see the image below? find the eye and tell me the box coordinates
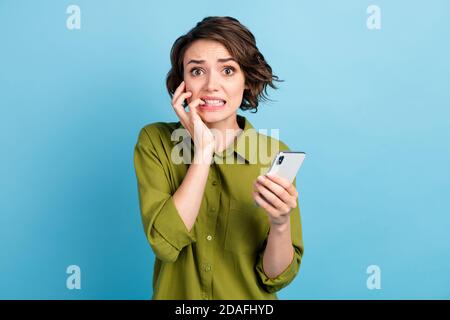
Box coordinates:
[190,68,203,77]
[223,66,235,76]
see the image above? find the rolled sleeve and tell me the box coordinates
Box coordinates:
[134,126,196,263]
[255,243,303,293]
[153,196,196,251]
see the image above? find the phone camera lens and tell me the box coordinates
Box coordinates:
[278,155,284,165]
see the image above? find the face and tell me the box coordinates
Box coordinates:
[183,39,248,127]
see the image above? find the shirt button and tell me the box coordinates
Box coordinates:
[206,235,212,241]
[211,207,216,212]
[202,293,208,300]
[212,181,218,186]
[204,264,211,272]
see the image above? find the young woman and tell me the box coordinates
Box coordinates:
[134,16,304,300]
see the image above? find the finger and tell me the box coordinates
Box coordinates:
[254,181,289,212]
[172,92,192,124]
[172,81,186,102]
[187,98,205,117]
[266,173,298,197]
[187,99,209,144]
[173,91,192,110]
[257,175,297,208]
[252,191,277,216]
[172,98,190,125]
[256,175,292,205]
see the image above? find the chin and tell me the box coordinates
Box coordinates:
[198,112,226,124]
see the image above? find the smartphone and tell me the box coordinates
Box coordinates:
[254,151,305,207]
[266,151,306,183]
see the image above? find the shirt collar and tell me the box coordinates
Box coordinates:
[224,114,254,164]
[175,114,255,164]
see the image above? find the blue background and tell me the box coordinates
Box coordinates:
[1,0,449,299]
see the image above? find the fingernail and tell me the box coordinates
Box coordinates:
[257,175,265,182]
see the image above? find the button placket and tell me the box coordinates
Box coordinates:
[201,167,220,299]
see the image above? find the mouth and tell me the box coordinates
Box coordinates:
[199,98,227,111]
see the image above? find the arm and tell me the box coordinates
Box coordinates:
[173,149,213,231]
[253,174,304,292]
[262,220,295,279]
[170,80,216,231]
[134,81,216,261]
[134,126,213,262]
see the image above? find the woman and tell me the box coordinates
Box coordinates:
[134,16,304,300]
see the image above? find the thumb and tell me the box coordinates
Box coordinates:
[188,98,205,120]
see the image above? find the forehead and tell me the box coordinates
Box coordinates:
[183,39,232,64]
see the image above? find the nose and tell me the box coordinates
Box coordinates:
[204,71,220,92]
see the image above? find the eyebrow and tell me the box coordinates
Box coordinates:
[186,57,237,66]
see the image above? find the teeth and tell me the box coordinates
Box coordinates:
[203,99,225,106]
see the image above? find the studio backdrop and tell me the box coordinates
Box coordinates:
[1,0,449,299]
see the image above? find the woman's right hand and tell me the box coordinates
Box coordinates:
[171,81,216,158]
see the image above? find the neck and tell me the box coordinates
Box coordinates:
[204,114,242,153]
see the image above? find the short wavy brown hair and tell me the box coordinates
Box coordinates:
[166,16,282,113]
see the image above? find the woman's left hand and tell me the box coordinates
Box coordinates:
[252,173,298,226]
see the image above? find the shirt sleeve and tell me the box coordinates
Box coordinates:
[254,176,304,294]
[133,125,196,263]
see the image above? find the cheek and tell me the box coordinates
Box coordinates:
[184,80,200,94]
[228,83,245,103]
[230,77,246,96]
[182,72,192,89]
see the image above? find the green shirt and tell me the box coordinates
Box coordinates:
[133,114,304,300]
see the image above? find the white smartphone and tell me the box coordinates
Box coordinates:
[266,151,306,183]
[254,151,306,207]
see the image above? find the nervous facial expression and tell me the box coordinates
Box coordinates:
[183,39,248,125]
